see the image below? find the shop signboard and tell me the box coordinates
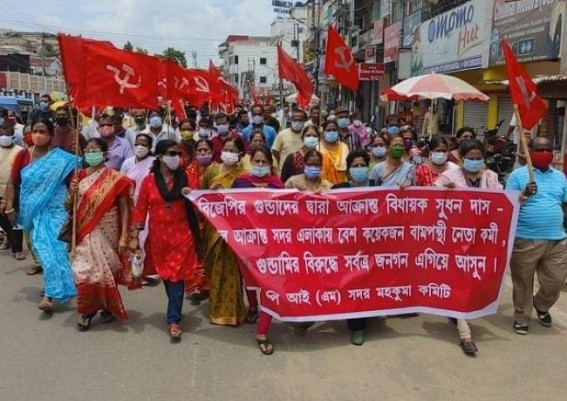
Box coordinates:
[384,21,402,64]
[359,63,385,80]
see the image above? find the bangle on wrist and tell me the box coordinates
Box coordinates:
[5,208,15,214]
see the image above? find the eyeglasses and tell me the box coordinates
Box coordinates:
[164,151,181,157]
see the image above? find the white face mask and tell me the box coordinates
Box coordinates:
[430,151,448,165]
[162,155,180,170]
[134,145,149,159]
[0,135,13,147]
[221,151,239,166]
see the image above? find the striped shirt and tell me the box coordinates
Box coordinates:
[506,166,567,240]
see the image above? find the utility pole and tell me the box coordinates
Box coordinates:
[41,32,47,92]
[313,0,321,96]
[192,51,197,68]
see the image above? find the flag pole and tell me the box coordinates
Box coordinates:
[71,104,81,257]
[513,104,535,183]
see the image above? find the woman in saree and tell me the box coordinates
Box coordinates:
[70,138,131,331]
[232,146,284,355]
[120,133,155,204]
[202,136,248,326]
[284,149,333,191]
[185,138,214,304]
[4,118,78,312]
[280,124,320,183]
[131,139,201,340]
[369,135,415,188]
[320,120,349,185]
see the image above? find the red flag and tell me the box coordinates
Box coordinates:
[501,40,547,130]
[277,45,313,108]
[324,26,359,92]
[80,40,160,109]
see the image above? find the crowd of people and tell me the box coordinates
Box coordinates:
[0,95,566,357]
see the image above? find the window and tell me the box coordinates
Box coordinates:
[234,55,239,65]
[260,57,267,65]
[259,76,267,84]
[297,27,304,34]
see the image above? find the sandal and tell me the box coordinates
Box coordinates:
[38,297,54,313]
[246,308,259,324]
[460,340,478,356]
[168,323,182,339]
[100,311,115,324]
[26,265,42,275]
[0,240,10,250]
[256,338,274,355]
[14,252,26,261]
[77,313,96,332]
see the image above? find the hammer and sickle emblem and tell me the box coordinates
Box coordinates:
[334,47,354,71]
[106,64,142,94]
[178,77,190,90]
[515,76,536,108]
[194,76,210,92]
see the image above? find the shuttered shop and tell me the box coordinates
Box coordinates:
[497,95,513,136]
[463,102,488,133]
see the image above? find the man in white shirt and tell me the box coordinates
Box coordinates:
[125,109,148,148]
[142,112,178,150]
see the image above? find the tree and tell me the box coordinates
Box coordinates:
[162,47,187,67]
[135,47,148,55]
[123,41,133,51]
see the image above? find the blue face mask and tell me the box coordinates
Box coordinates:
[304,166,321,180]
[303,136,319,149]
[39,101,49,111]
[337,118,350,129]
[463,158,484,173]
[372,146,386,158]
[149,116,162,128]
[251,165,271,178]
[349,166,369,183]
[324,131,339,143]
[387,125,400,136]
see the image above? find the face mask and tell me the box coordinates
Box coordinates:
[251,165,271,178]
[337,118,350,129]
[412,155,424,165]
[180,130,194,140]
[372,146,387,158]
[463,158,484,173]
[198,128,212,138]
[389,146,405,159]
[32,133,50,146]
[134,116,146,126]
[252,115,263,125]
[216,124,229,134]
[304,166,321,180]
[39,101,49,111]
[350,166,369,183]
[531,150,554,170]
[85,151,105,166]
[149,116,162,128]
[196,153,213,165]
[0,135,13,147]
[353,120,362,127]
[324,131,339,143]
[387,125,400,136]
[221,151,239,166]
[134,145,149,159]
[56,117,68,126]
[162,155,181,170]
[430,151,448,165]
[303,136,319,149]
[291,121,304,132]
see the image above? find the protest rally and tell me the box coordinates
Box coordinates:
[1,1,567,400]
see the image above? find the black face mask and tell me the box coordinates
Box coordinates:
[56,117,69,126]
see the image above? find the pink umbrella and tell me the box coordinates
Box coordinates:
[380,73,489,102]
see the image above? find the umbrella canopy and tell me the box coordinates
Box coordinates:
[285,92,320,104]
[50,91,68,102]
[380,73,489,102]
[50,100,68,111]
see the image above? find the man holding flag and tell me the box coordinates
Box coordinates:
[501,39,567,335]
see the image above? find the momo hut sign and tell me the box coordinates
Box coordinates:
[410,0,491,76]
[189,188,519,322]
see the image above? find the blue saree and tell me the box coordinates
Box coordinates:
[19,148,79,302]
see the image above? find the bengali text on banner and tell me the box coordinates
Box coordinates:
[188,188,520,322]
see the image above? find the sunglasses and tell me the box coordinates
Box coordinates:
[164,151,181,157]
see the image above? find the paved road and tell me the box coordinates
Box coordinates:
[1,252,566,401]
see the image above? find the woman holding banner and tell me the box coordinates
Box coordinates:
[232,146,284,355]
[369,135,415,188]
[131,139,201,340]
[4,118,78,313]
[284,149,333,191]
[416,135,459,186]
[434,138,502,356]
[332,150,374,346]
[202,137,248,326]
[70,138,131,331]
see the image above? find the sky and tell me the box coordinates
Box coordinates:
[0,0,277,67]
